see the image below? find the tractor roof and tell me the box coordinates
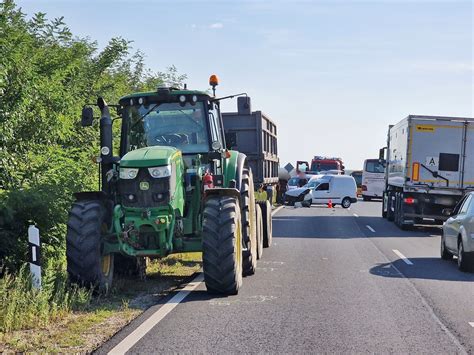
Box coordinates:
[119,88,210,105]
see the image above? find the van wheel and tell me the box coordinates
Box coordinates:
[341,197,351,208]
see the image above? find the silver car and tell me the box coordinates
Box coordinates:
[441,192,474,272]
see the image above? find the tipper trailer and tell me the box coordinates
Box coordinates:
[222,96,279,189]
[381,115,474,229]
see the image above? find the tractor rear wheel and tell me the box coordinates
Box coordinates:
[202,195,243,295]
[256,204,264,260]
[66,200,113,293]
[241,169,257,276]
[257,200,273,248]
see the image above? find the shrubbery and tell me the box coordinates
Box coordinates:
[0,0,186,273]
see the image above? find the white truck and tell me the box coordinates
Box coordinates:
[381,115,474,229]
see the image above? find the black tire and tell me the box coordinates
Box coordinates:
[66,200,114,293]
[440,235,453,260]
[382,194,388,218]
[395,193,409,230]
[255,204,264,260]
[341,197,351,209]
[114,254,140,277]
[202,195,243,294]
[257,200,273,248]
[241,169,257,276]
[387,192,395,222]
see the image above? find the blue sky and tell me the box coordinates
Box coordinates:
[17,0,473,169]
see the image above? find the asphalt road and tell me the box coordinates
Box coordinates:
[98,200,474,354]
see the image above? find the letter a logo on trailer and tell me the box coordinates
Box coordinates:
[425,156,439,167]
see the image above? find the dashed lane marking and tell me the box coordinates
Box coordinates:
[108,274,204,355]
[366,225,375,233]
[392,249,414,265]
[469,322,474,328]
[353,213,359,217]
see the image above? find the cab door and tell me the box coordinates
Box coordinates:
[311,182,330,204]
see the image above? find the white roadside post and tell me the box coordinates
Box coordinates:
[28,225,42,289]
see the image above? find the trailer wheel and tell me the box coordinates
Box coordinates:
[255,204,264,259]
[241,168,257,276]
[258,200,273,248]
[202,195,243,294]
[66,200,114,293]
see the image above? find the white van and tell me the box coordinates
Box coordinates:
[361,159,385,201]
[285,175,358,208]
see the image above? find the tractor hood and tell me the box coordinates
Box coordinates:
[120,146,181,168]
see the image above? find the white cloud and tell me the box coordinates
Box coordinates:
[209,22,224,29]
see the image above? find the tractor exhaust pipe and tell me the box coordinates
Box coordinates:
[97,97,113,192]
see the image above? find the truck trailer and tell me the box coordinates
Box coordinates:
[222,97,279,189]
[381,115,474,229]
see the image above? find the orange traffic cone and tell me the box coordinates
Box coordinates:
[328,199,333,208]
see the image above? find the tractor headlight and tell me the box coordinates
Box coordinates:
[148,165,172,178]
[119,168,139,179]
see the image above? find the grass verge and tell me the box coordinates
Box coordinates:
[0,252,202,353]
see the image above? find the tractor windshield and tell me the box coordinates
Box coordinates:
[127,102,210,153]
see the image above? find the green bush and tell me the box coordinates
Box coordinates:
[0,0,186,273]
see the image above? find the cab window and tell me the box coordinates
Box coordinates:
[316,183,329,191]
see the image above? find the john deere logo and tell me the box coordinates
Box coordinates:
[139,181,150,191]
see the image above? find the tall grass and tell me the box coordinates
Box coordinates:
[0,262,91,333]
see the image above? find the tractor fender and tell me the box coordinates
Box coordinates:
[224,151,247,191]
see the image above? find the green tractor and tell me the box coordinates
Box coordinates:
[66,76,272,294]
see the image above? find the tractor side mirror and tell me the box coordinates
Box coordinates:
[379,147,386,160]
[81,106,94,127]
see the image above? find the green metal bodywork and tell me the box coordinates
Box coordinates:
[102,89,242,259]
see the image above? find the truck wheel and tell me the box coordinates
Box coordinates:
[255,204,264,260]
[341,197,351,208]
[202,195,243,294]
[395,193,409,230]
[66,200,114,293]
[387,192,395,222]
[440,235,453,261]
[241,168,257,276]
[257,200,273,248]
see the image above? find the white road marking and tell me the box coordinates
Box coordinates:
[392,249,414,265]
[353,213,359,217]
[272,205,284,216]
[469,322,474,328]
[108,274,204,355]
[109,205,281,354]
[366,225,375,233]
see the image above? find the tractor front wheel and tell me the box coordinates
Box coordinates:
[202,195,243,295]
[66,200,114,293]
